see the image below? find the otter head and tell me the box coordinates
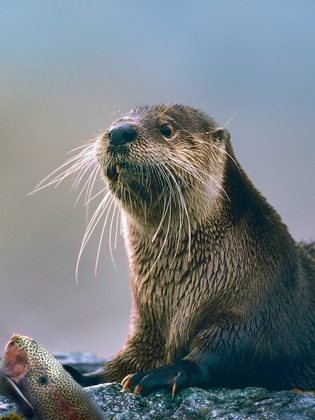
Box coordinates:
[97,104,231,230]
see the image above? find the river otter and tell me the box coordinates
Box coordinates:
[58,104,315,395]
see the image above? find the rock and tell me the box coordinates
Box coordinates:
[1,353,315,419]
[88,384,315,420]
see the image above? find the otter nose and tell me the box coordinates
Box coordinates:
[108,124,137,146]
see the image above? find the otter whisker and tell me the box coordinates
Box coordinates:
[70,159,95,192]
[83,186,108,207]
[181,163,225,200]
[80,193,112,252]
[167,155,209,191]
[149,168,169,211]
[210,143,242,176]
[162,164,191,262]
[56,149,97,190]
[76,190,112,281]
[85,169,104,209]
[109,201,120,264]
[157,163,185,262]
[223,109,241,127]
[95,196,116,274]
[147,192,172,275]
[159,101,181,116]
[114,200,121,250]
[168,153,230,202]
[73,165,101,208]
[112,106,124,119]
[151,168,174,243]
[31,143,98,194]
[180,129,242,177]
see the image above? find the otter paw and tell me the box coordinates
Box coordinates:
[121,360,198,397]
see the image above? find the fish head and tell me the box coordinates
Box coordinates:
[0,334,37,417]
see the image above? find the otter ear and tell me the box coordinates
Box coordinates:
[212,128,230,142]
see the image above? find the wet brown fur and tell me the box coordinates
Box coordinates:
[80,104,315,390]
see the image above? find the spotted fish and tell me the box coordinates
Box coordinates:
[0,334,105,419]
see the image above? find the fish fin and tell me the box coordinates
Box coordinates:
[63,364,102,387]
[2,375,35,418]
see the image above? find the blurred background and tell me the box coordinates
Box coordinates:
[1,0,314,358]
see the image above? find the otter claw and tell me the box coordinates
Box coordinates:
[133,384,142,397]
[121,373,133,392]
[121,373,133,386]
[171,382,178,398]
[171,370,189,397]
[121,363,194,396]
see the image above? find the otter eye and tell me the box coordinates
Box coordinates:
[160,124,174,138]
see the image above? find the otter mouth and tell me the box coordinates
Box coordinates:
[105,162,155,204]
[106,162,133,182]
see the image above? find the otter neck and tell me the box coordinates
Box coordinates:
[122,199,230,279]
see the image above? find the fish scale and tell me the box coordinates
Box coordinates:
[0,334,105,420]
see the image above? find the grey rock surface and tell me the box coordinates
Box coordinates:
[1,353,315,419]
[90,385,315,420]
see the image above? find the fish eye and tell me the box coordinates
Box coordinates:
[38,375,49,386]
[160,124,174,138]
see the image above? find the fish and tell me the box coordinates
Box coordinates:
[0,334,105,419]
